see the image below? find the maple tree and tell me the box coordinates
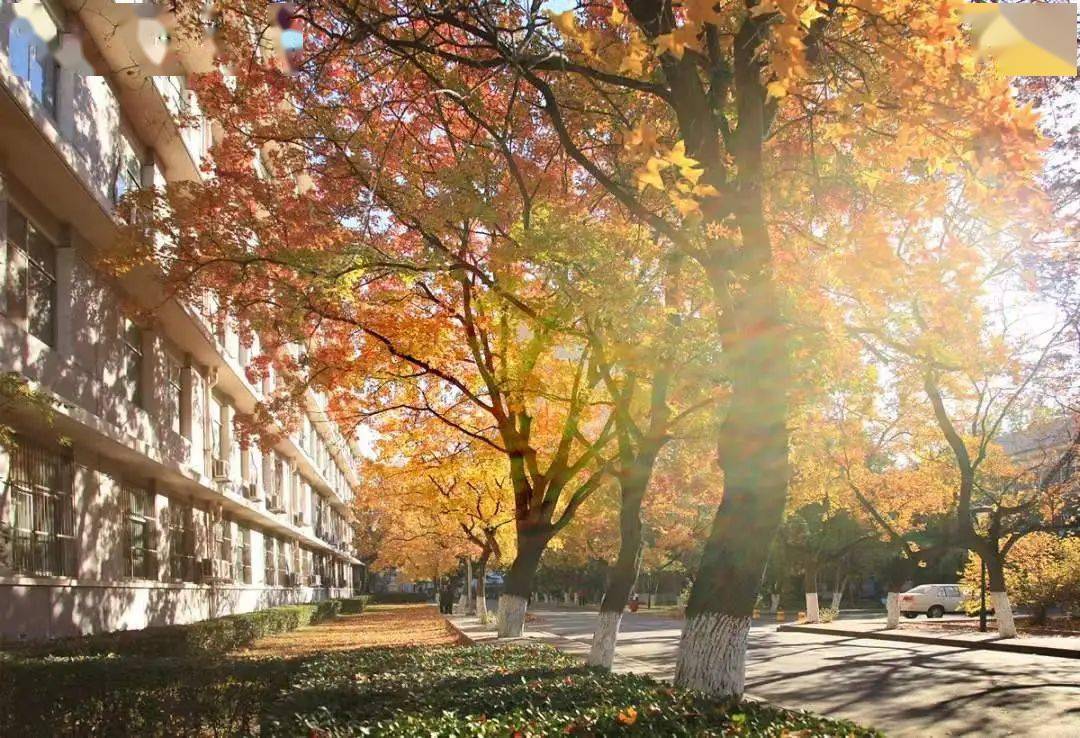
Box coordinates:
[961,532,1080,626]
[110,0,1057,696]
[360,424,516,622]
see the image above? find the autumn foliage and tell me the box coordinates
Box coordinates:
[103,0,1073,698]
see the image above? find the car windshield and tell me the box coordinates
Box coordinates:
[906,585,931,593]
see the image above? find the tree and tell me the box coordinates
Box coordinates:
[127,0,1050,697]
[962,532,1080,625]
[361,424,517,623]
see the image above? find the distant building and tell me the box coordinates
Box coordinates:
[997,416,1078,485]
[0,2,362,640]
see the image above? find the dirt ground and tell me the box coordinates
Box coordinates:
[236,604,469,659]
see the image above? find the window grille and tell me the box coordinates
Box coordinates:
[6,438,75,576]
[5,205,57,345]
[167,502,196,581]
[121,483,157,579]
[121,319,143,406]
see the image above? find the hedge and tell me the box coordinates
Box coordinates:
[1,641,881,736]
[5,599,342,659]
[370,591,432,604]
[339,596,371,614]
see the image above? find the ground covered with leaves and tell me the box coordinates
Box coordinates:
[1,605,879,737]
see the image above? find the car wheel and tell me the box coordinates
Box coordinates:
[903,612,918,619]
[927,605,945,618]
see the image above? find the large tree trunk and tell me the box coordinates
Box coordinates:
[497,530,547,638]
[884,556,912,629]
[885,592,900,628]
[588,463,651,669]
[475,551,490,623]
[803,566,820,624]
[673,348,790,697]
[831,572,848,611]
[986,560,1017,638]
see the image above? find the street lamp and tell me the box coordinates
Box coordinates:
[971,506,993,633]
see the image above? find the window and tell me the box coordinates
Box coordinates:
[274,455,286,501]
[159,75,189,117]
[5,204,57,345]
[122,483,157,579]
[210,394,225,467]
[278,539,290,582]
[121,319,143,406]
[7,13,57,113]
[214,518,233,580]
[233,525,251,584]
[164,352,183,434]
[5,438,74,576]
[113,137,142,203]
[167,501,196,581]
[264,535,277,586]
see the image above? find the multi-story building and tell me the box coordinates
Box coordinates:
[0,1,363,641]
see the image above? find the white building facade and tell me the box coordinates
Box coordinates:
[0,1,363,641]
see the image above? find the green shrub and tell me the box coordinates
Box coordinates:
[5,600,342,660]
[340,596,371,614]
[264,643,880,737]
[2,642,880,737]
[371,591,432,604]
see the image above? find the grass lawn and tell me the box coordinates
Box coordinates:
[1,604,880,737]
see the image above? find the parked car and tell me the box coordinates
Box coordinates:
[899,584,965,618]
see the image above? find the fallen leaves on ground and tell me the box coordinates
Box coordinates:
[236,604,467,659]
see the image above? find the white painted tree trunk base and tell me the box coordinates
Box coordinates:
[769,593,780,613]
[885,592,900,629]
[991,591,1017,638]
[497,594,528,638]
[804,592,820,623]
[587,611,622,669]
[830,591,843,610]
[673,612,751,698]
[476,597,488,624]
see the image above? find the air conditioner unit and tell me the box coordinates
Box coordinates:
[211,458,229,481]
[199,557,231,582]
[266,494,286,513]
[242,482,261,501]
[294,511,307,527]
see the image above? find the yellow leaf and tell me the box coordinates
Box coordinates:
[654,23,700,59]
[611,3,626,25]
[635,158,665,192]
[671,193,702,217]
[623,121,659,155]
[665,140,704,180]
[616,707,639,726]
[766,80,789,99]
[549,10,577,37]
[685,0,723,25]
[693,183,720,197]
[799,1,825,26]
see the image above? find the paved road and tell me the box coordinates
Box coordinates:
[525,607,1080,737]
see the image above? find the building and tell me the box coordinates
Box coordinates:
[0,1,363,641]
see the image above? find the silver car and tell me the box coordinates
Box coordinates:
[900,584,965,618]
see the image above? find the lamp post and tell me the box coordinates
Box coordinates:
[972,506,992,633]
[979,557,988,632]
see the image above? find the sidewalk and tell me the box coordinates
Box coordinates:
[447,612,670,678]
[778,617,1080,659]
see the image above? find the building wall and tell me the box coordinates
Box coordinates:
[0,2,361,642]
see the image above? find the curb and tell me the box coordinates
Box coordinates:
[777,623,1080,659]
[443,615,477,645]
